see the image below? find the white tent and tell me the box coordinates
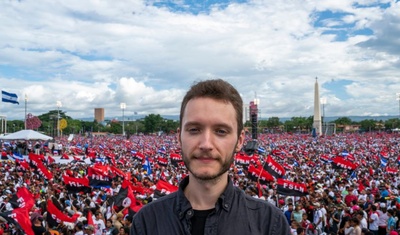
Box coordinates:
[0,129,53,140]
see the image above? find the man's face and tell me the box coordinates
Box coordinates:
[178,97,244,181]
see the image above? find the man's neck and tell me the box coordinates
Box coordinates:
[184,173,229,210]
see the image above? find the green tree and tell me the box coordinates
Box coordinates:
[385,118,400,130]
[266,117,281,128]
[333,117,352,125]
[143,114,164,134]
[360,119,377,132]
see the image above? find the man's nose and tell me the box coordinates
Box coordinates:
[198,130,213,151]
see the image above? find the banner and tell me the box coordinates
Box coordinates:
[154,179,178,198]
[332,157,357,170]
[263,156,286,178]
[87,166,112,187]
[63,175,91,193]
[9,187,35,210]
[247,164,274,184]
[276,178,308,197]
[47,200,80,223]
[235,152,252,166]
[1,90,19,104]
[0,208,34,235]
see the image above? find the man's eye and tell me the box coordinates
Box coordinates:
[216,129,228,135]
[188,128,199,133]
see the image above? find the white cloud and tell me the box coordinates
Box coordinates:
[0,0,399,121]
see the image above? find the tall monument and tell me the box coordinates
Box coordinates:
[313,77,322,136]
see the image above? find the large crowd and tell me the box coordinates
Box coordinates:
[1,131,400,235]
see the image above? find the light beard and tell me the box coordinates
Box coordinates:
[182,148,236,183]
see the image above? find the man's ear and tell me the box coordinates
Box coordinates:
[235,130,245,152]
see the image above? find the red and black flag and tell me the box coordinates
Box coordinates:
[47,199,80,224]
[15,159,30,171]
[247,164,274,185]
[29,153,53,180]
[110,165,126,179]
[263,156,286,179]
[0,207,34,235]
[157,157,168,167]
[109,179,142,213]
[332,157,357,170]
[133,152,145,161]
[154,179,178,198]
[170,153,183,167]
[9,187,35,210]
[87,166,112,188]
[235,152,252,166]
[62,175,91,193]
[276,178,308,197]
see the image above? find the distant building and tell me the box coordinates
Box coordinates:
[94,108,105,122]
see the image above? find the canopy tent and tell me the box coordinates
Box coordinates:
[0,129,53,140]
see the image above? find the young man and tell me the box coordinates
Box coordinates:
[130,79,290,234]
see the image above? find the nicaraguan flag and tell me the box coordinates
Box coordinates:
[1,91,19,104]
[380,156,388,167]
[257,146,266,154]
[12,153,24,161]
[143,157,152,175]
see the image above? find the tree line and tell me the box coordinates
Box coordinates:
[5,110,400,136]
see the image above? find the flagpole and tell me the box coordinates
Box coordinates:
[24,94,27,129]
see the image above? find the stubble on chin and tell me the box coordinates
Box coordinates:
[182,150,235,183]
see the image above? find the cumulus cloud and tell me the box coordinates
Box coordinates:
[0,0,399,121]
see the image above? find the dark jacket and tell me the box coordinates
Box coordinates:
[130,176,290,235]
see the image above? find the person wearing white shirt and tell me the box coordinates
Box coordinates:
[93,212,106,235]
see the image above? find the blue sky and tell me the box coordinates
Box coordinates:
[0,0,399,120]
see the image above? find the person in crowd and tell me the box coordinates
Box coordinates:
[292,204,304,224]
[31,212,46,235]
[130,79,290,234]
[378,203,389,235]
[387,209,396,235]
[369,205,379,235]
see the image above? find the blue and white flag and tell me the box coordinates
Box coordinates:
[11,153,24,161]
[143,157,152,175]
[380,156,388,167]
[1,91,19,104]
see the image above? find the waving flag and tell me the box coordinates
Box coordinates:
[12,152,24,161]
[332,157,357,170]
[47,200,80,223]
[0,207,34,235]
[263,156,286,178]
[155,179,178,198]
[63,175,91,193]
[143,157,152,175]
[9,187,35,210]
[1,90,19,104]
[88,166,112,188]
[170,153,183,167]
[247,164,274,184]
[276,178,308,197]
[235,152,252,166]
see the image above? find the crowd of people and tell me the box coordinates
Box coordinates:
[0,131,398,235]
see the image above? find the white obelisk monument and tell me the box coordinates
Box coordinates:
[313,77,322,136]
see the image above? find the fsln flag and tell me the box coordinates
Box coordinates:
[1,90,19,104]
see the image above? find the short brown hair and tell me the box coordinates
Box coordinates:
[180,79,243,137]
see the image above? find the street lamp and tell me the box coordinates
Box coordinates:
[320,97,327,135]
[120,103,126,136]
[56,101,62,137]
[397,93,400,120]
[24,94,28,129]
